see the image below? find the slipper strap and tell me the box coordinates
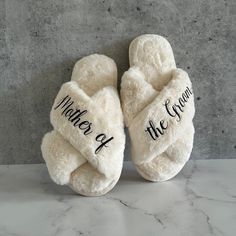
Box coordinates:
[50,81,124,177]
[129,68,195,165]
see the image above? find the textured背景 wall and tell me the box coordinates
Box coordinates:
[0,0,235,164]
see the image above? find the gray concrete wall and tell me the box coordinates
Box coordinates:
[0,0,235,164]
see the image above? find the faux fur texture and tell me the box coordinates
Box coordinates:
[41,54,125,196]
[121,34,195,181]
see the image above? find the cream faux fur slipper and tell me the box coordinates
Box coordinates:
[121,34,195,182]
[41,54,125,196]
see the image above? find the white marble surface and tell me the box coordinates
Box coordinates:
[0,160,235,236]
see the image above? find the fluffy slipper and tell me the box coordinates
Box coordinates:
[121,34,195,181]
[41,54,125,196]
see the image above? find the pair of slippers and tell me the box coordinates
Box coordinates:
[41,34,195,196]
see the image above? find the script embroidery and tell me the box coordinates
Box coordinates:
[54,95,114,154]
[145,86,193,141]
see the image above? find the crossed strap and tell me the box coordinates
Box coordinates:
[50,81,124,178]
[128,68,195,165]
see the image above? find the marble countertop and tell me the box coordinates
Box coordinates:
[0,160,235,236]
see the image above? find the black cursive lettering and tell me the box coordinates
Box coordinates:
[95,134,114,154]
